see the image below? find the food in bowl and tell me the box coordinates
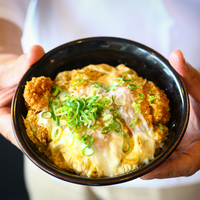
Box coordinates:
[23,63,170,177]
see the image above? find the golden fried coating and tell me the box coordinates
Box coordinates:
[24,76,54,111]
[23,110,49,146]
[146,81,170,124]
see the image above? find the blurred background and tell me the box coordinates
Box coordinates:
[0,134,29,200]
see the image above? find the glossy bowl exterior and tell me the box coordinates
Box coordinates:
[12,37,189,186]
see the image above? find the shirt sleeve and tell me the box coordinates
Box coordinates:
[0,0,30,30]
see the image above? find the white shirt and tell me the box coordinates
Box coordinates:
[1,0,200,189]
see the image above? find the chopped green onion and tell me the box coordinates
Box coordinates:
[111,120,120,130]
[74,123,83,132]
[121,132,130,153]
[103,114,113,121]
[101,126,112,134]
[55,115,59,126]
[139,93,144,98]
[51,87,59,97]
[105,118,114,127]
[120,118,125,123]
[112,95,122,107]
[51,85,69,96]
[94,102,110,110]
[60,95,70,102]
[115,93,126,106]
[148,94,156,102]
[128,84,137,90]
[111,78,123,88]
[122,74,133,81]
[94,82,103,88]
[103,85,111,93]
[70,78,84,87]
[158,123,165,131]
[90,88,100,96]
[72,133,81,145]
[52,99,60,107]
[49,100,55,121]
[130,117,139,127]
[101,96,112,106]
[60,119,67,126]
[51,126,63,141]
[137,84,143,89]
[131,102,141,114]
[66,100,78,108]
[82,146,94,157]
[113,111,120,119]
[41,111,52,119]
[63,133,74,147]
[81,135,94,146]
[90,125,102,129]
[90,106,98,113]
[32,128,36,137]
[54,108,68,116]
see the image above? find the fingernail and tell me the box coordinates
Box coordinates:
[179,50,186,65]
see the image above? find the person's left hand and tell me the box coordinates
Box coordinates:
[0,45,45,149]
[141,50,200,179]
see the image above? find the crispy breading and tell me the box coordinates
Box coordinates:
[24,76,54,111]
[24,110,49,146]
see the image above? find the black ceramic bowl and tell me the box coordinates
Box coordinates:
[11,37,189,186]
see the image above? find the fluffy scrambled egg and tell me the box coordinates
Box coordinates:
[23,64,170,177]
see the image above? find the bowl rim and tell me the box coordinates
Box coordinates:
[11,36,189,186]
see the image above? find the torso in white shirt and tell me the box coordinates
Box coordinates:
[1,0,200,188]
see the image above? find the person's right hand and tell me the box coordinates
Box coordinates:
[141,50,200,179]
[0,45,45,149]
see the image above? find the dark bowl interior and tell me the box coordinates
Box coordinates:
[11,37,189,186]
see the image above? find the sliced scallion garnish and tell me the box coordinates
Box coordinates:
[111,77,123,88]
[70,78,84,87]
[121,132,130,153]
[82,146,94,157]
[120,118,125,123]
[112,95,122,107]
[51,85,69,96]
[130,117,139,127]
[158,123,165,130]
[52,99,60,107]
[32,128,36,137]
[122,74,133,81]
[101,96,112,106]
[51,126,63,141]
[115,93,126,106]
[128,84,137,90]
[148,94,156,102]
[138,93,144,98]
[101,126,112,134]
[63,133,74,147]
[81,135,94,146]
[41,111,52,119]
[131,102,141,114]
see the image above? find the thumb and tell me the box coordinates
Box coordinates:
[169,50,200,103]
[21,44,45,72]
[0,45,45,88]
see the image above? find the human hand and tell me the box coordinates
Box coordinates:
[0,45,45,149]
[141,50,200,179]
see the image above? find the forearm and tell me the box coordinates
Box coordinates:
[0,19,24,88]
[0,18,23,55]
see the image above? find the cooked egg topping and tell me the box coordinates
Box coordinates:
[23,64,170,177]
